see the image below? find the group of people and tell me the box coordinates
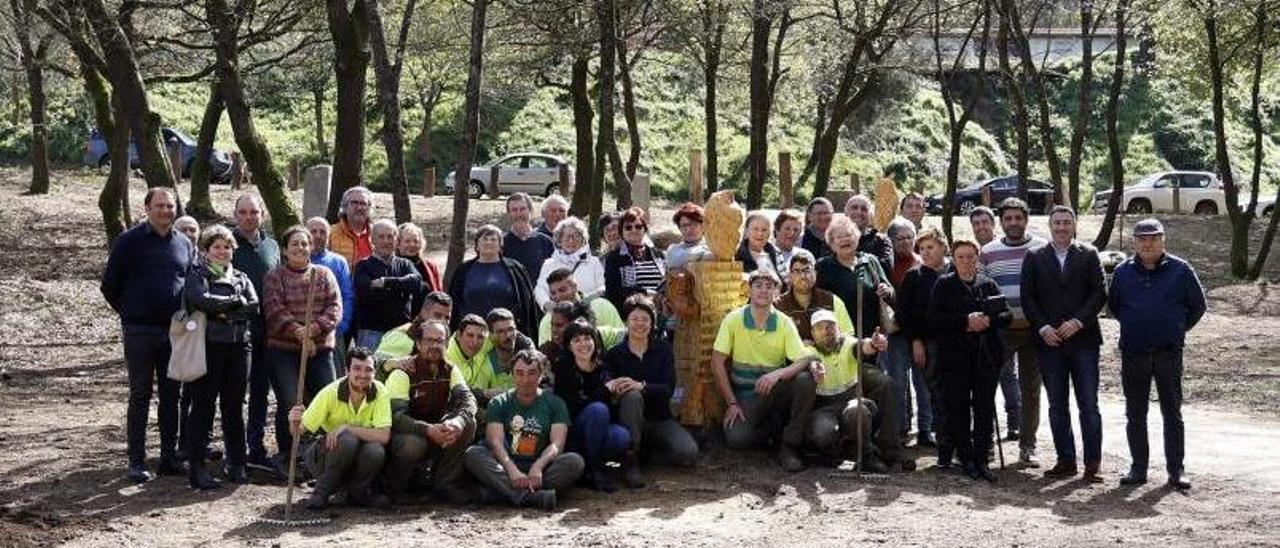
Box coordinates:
[101,184,1205,513]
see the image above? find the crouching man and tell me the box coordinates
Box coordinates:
[380,319,478,503]
[464,349,584,511]
[805,311,914,473]
[288,347,392,510]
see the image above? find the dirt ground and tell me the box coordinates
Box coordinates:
[1,169,1278,547]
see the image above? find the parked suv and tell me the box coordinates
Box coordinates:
[444,153,574,199]
[925,175,1056,215]
[1091,171,1225,215]
[84,127,234,183]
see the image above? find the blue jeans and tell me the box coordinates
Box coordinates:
[246,325,270,459]
[882,333,933,436]
[568,402,631,467]
[1038,344,1102,464]
[266,347,335,456]
[354,330,385,353]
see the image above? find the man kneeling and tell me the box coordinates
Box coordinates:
[288,347,392,510]
[381,319,478,503]
[464,350,583,510]
[805,311,913,473]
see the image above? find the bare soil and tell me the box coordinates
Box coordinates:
[1,169,1278,547]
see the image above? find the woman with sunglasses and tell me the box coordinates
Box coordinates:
[603,207,666,311]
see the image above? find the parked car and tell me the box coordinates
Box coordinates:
[925,175,1056,215]
[1246,197,1275,217]
[1091,171,1225,215]
[84,127,234,183]
[444,153,574,199]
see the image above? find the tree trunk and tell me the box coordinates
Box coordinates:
[313,85,328,158]
[937,0,990,239]
[1246,1,1273,280]
[701,0,724,195]
[1003,0,1063,205]
[617,41,642,181]
[80,0,175,190]
[1092,1,1130,250]
[1250,186,1280,279]
[11,0,50,194]
[747,0,771,210]
[796,95,826,193]
[568,54,596,217]
[365,0,415,224]
[205,0,300,234]
[1066,1,1095,212]
[186,83,223,219]
[1204,7,1249,278]
[445,0,488,283]
[418,90,437,170]
[596,0,631,211]
[325,0,372,221]
[83,64,127,240]
[997,14,1030,201]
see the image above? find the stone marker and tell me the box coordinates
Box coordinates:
[302,165,333,220]
[633,172,651,213]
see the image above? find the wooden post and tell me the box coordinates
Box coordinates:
[488,165,501,199]
[288,158,301,190]
[850,173,861,195]
[423,166,436,198]
[689,149,704,204]
[778,152,794,209]
[982,184,993,206]
[230,152,244,189]
[558,162,570,196]
[167,141,184,182]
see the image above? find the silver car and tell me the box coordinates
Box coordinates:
[444,152,574,199]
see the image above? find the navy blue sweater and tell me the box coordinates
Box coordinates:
[101,222,193,327]
[602,337,677,422]
[1107,254,1207,352]
[353,254,422,333]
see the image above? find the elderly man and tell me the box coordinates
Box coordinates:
[801,197,835,260]
[712,269,819,472]
[1109,219,1205,490]
[537,267,624,346]
[381,320,478,503]
[980,197,1046,465]
[308,217,355,360]
[775,250,854,344]
[900,193,926,230]
[805,311,912,472]
[375,291,453,362]
[464,349,584,511]
[537,194,569,238]
[331,186,375,267]
[289,347,392,509]
[175,216,200,249]
[844,195,893,275]
[101,187,193,483]
[503,193,555,281]
[884,217,934,447]
[353,219,422,351]
[1022,206,1106,482]
[227,194,282,472]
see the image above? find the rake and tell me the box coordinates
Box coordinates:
[255,267,331,527]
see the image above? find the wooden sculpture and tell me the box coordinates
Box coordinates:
[873,176,900,232]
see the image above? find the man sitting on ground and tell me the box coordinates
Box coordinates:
[775,250,855,344]
[537,267,624,346]
[463,350,584,510]
[288,347,392,510]
[381,320,478,503]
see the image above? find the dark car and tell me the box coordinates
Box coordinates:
[925,175,1056,215]
[84,127,234,183]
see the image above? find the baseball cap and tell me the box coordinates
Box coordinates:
[1133,218,1164,236]
[810,309,837,327]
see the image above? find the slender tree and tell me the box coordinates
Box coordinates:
[366,0,418,224]
[325,0,371,220]
[1093,0,1131,250]
[7,0,53,194]
[596,0,631,211]
[185,83,223,219]
[935,0,992,240]
[445,0,489,282]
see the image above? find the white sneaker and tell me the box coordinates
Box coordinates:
[1019,447,1040,468]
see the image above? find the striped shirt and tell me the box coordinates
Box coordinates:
[980,236,1046,329]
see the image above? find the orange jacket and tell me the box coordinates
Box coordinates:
[329,218,371,271]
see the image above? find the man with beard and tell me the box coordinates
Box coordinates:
[775,250,854,344]
[381,320,478,503]
[289,347,393,509]
[804,311,913,472]
[979,197,1046,466]
[475,308,536,401]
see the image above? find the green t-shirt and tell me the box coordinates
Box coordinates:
[713,306,813,401]
[485,389,571,466]
[808,338,859,397]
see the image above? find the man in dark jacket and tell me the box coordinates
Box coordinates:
[381,320,478,503]
[1020,206,1106,482]
[354,219,422,351]
[229,193,281,473]
[100,187,192,483]
[1108,219,1205,490]
[800,197,834,260]
[502,193,555,281]
[844,194,893,275]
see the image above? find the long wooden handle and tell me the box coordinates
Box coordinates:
[854,261,865,477]
[284,267,319,521]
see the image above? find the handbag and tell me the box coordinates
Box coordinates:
[168,306,208,382]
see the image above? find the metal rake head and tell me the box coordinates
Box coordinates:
[252,515,332,527]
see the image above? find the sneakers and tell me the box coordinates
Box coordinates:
[245,452,276,473]
[188,466,222,491]
[127,464,153,484]
[1018,447,1040,468]
[1119,470,1148,486]
[1005,427,1020,442]
[966,462,997,483]
[621,462,647,489]
[1083,462,1104,483]
[225,464,249,485]
[1166,474,1192,491]
[585,465,617,493]
[916,432,937,448]
[1044,459,1078,479]
[303,491,330,511]
[524,489,557,511]
[157,456,189,477]
[859,454,890,474]
[776,445,805,473]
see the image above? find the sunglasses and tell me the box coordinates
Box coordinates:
[624,223,646,231]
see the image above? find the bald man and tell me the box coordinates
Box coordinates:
[229,193,282,472]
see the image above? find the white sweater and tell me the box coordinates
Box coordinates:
[534,248,606,311]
